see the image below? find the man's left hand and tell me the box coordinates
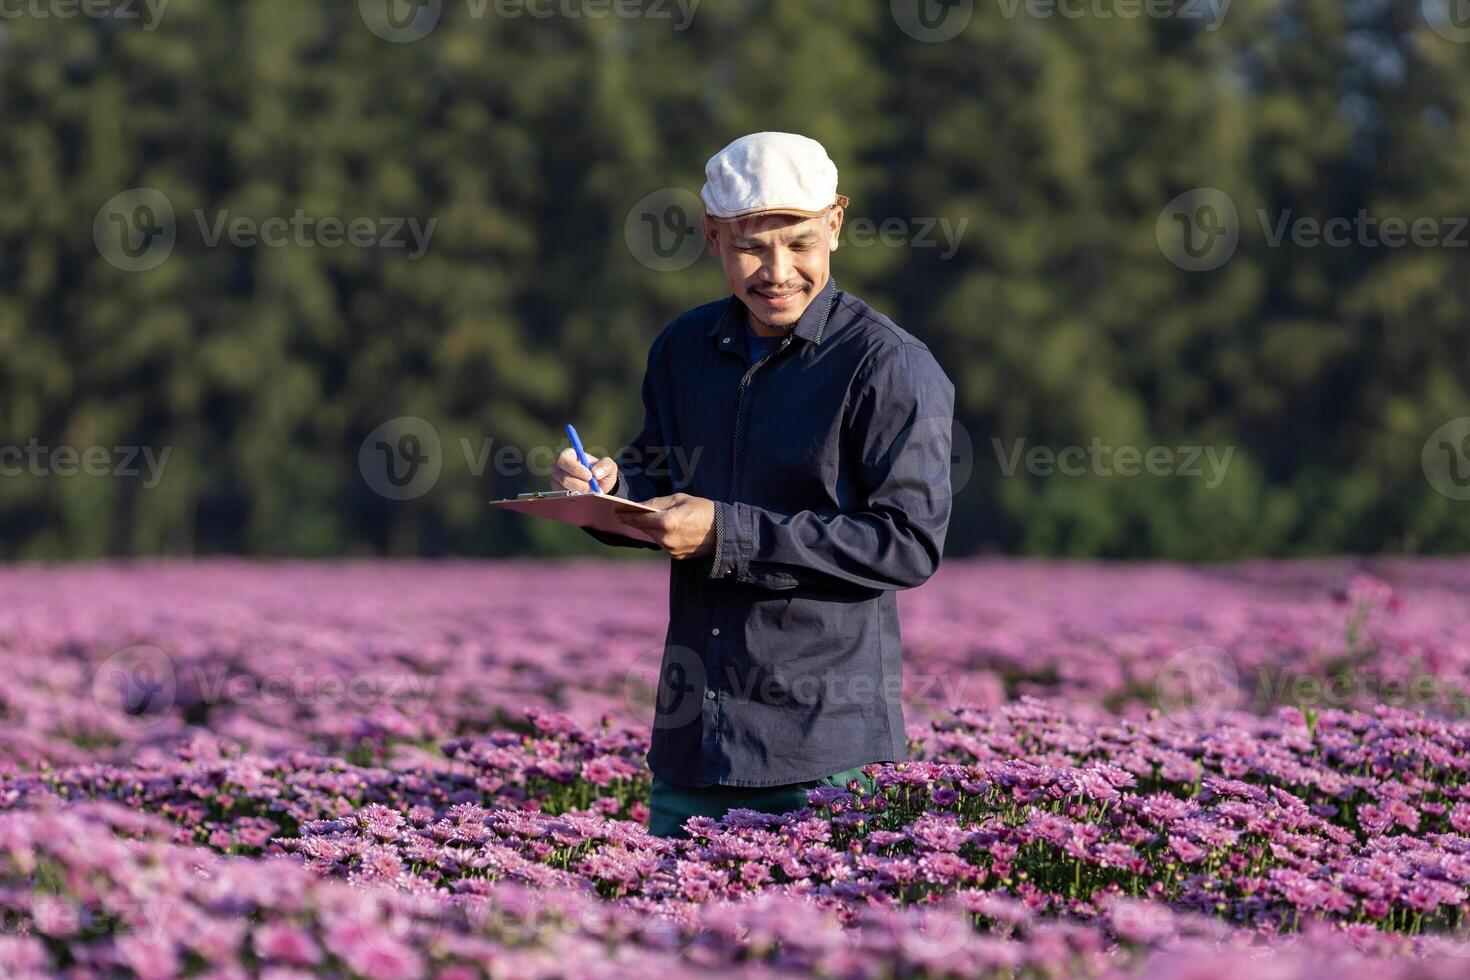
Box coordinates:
[616,494,715,559]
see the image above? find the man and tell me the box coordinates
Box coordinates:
[551,132,955,838]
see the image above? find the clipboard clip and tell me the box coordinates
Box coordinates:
[515,489,582,500]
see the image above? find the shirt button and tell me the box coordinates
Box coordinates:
[721,337,731,344]
[705,690,716,700]
[711,627,720,636]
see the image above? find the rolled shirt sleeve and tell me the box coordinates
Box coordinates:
[708,342,955,591]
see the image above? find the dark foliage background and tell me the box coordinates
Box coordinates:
[1,0,1467,559]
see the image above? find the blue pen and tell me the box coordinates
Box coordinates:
[565,423,601,494]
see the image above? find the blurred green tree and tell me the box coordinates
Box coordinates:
[0,0,1465,560]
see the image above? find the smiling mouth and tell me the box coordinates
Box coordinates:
[754,288,803,300]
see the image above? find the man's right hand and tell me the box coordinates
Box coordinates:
[552,447,620,495]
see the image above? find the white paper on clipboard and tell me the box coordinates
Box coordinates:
[488,490,661,543]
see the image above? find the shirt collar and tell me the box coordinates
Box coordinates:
[707,276,840,347]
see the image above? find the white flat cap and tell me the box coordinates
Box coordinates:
[700,132,850,220]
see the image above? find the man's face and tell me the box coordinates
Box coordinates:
[702,207,843,329]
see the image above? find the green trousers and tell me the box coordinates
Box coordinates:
[647,764,878,839]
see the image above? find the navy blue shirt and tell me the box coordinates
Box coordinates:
[584,276,956,787]
[745,323,787,365]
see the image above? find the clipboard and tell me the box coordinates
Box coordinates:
[488,490,661,544]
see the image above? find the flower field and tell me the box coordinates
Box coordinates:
[2,557,1470,977]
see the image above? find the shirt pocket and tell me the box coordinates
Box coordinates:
[744,566,800,590]
[765,593,872,673]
